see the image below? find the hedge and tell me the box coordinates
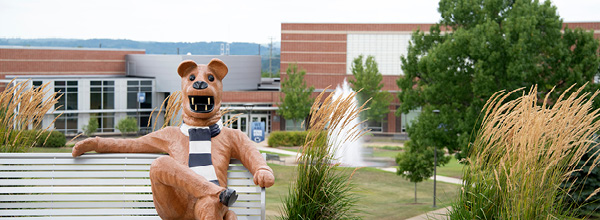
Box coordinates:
[13,130,66,148]
[268,131,308,147]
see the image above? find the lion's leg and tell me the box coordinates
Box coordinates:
[150,156,223,198]
[194,195,229,220]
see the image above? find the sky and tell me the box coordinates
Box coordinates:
[0,0,598,44]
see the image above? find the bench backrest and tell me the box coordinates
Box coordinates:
[0,153,265,220]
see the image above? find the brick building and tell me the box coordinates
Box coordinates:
[280,22,600,135]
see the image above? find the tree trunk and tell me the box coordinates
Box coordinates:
[414,182,417,203]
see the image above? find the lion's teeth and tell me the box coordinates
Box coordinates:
[191,97,194,105]
[194,105,197,111]
[208,97,210,105]
[205,105,207,111]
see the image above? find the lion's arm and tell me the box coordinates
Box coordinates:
[73,128,176,157]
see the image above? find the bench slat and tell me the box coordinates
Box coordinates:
[0,194,154,202]
[0,186,261,194]
[0,179,151,186]
[0,165,151,171]
[228,166,251,171]
[0,159,156,165]
[0,202,156,209]
[0,179,258,187]
[227,178,258,185]
[0,186,153,194]
[229,201,262,208]
[236,194,262,201]
[228,208,262,215]
[228,172,253,178]
[229,186,262,193]
[1,217,162,220]
[0,171,150,178]
[0,209,158,216]
[0,153,164,159]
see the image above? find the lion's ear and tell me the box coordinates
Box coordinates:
[177,60,198,78]
[208,58,228,80]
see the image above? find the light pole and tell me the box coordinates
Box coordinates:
[244,104,254,136]
[432,109,440,208]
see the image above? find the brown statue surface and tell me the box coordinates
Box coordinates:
[73,59,275,220]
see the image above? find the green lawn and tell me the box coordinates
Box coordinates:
[370,147,402,159]
[267,164,460,220]
[436,157,464,179]
[27,147,73,153]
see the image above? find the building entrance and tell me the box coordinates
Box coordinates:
[223,113,270,137]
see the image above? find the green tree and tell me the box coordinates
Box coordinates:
[397,0,600,160]
[396,114,452,203]
[278,64,314,130]
[116,117,139,136]
[82,117,98,137]
[349,55,392,125]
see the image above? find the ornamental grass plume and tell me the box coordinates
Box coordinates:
[279,87,369,220]
[0,80,60,152]
[448,84,600,219]
[150,91,183,131]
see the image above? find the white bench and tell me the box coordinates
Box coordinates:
[0,153,266,220]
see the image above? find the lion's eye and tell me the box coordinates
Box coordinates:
[208,75,215,82]
[189,74,196,81]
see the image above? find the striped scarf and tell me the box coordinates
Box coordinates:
[180,121,222,186]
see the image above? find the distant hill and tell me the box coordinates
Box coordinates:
[0,38,281,74]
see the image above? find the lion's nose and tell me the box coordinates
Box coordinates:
[193,81,208,90]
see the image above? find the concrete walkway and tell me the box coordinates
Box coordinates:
[405,206,451,220]
[256,146,298,156]
[378,167,463,185]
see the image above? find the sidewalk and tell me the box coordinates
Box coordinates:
[405,206,451,220]
[377,167,463,185]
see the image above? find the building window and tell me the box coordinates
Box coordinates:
[55,81,78,110]
[90,81,114,110]
[367,120,383,133]
[91,113,115,133]
[127,111,152,133]
[55,113,78,134]
[346,33,412,76]
[31,81,44,130]
[127,80,152,109]
[33,81,43,89]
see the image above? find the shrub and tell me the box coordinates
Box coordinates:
[268,131,307,147]
[40,131,66,148]
[83,117,98,137]
[448,85,600,219]
[117,117,139,136]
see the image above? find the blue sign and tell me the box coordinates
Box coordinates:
[138,92,146,103]
[250,121,265,143]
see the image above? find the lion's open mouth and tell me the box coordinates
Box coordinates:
[189,96,214,113]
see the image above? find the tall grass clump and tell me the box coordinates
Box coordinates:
[448,85,600,219]
[279,88,369,220]
[0,80,60,152]
[149,91,183,131]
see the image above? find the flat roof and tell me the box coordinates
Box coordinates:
[0,45,145,52]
